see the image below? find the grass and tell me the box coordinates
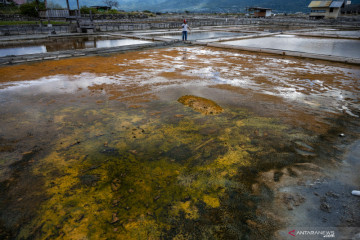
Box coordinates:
[0,21,69,26]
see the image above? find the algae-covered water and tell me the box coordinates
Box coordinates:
[0,46,359,239]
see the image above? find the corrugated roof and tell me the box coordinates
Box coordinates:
[330,0,344,8]
[308,1,332,8]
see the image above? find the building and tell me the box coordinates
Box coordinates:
[308,0,348,19]
[247,7,272,18]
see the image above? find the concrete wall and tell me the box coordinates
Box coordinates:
[0,25,70,36]
[326,7,341,18]
[1,17,359,36]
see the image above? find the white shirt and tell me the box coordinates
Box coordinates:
[182,23,189,32]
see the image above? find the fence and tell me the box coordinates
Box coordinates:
[39,10,70,18]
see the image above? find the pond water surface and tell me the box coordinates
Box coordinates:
[223,35,360,58]
[311,30,360,37]
[0,46,359,239]
[0,38,151,57]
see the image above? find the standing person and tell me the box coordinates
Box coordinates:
[181,19,191,41]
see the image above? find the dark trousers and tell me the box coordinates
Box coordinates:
[182,31,188,41]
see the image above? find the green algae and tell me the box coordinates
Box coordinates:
[15,101,311,239]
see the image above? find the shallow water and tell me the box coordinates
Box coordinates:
[155,31,247,40]
[312,30,360,37]
[0,46,359,239]
[0,37,151,57]
[223,35,360,58]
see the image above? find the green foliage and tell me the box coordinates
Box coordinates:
[80,6,98,14]
[0,6,20,15]
[19,1,45,17]
[106,9,119,14]
[46,2,63,9]
[0,0,20,14]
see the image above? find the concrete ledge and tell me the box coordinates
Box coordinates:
[107,33,182,43]
[192,33,277,44]
[294,32,360,40]
[206,42,360,65]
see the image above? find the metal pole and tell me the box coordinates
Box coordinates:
[66,0,70,15]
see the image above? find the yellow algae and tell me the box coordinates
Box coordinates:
[122,218,162,239]
[203,195,221,208]
[172,201,199,220]
[216,146,251,167]
[14,101,296,239]
[178,95,223,115]
[236,120,245,127]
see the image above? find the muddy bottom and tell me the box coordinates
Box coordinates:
[0,46,359,239]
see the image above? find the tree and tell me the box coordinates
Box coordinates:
[103,0,119,9]
[47,2,62,9]
[19,1,45,17]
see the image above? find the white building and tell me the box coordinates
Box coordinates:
[308,0,347,19]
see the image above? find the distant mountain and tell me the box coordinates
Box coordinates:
[51,0,360,13]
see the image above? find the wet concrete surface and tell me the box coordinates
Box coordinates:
[151,31,248,41]
[0,46,359,239]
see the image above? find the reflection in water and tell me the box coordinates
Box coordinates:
[0,46,359,239]
[0,38,151,57]
[0,45,46,57]
[95,39,150,48]
[313,30,360,37]
[223,35,360,58]
[0,73,117,95]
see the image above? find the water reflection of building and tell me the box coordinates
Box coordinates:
[45,38,96,52]
[308,0,350,19]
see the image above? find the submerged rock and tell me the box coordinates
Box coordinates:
[178,95,223,115]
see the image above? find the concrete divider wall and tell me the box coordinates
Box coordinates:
[0,25,70,36]
[1,17,359,36]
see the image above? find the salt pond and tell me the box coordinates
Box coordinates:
[0,37,151,57]
[0,46,359,239]
[222,34,360,58]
